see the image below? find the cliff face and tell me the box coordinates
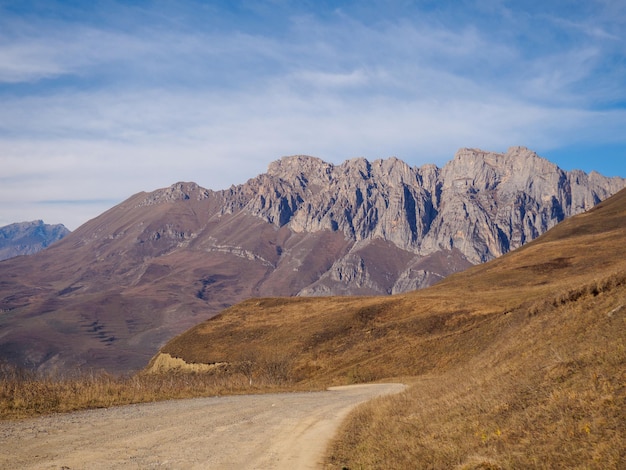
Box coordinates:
[1,147,623,374]
[420,147,623,263]
[230,146,624,292]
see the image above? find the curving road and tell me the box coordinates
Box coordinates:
[0,383,404,469]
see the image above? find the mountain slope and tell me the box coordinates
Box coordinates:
[154,182,626,469]
[154,185,626,379]
[324,185,626,469]
[0,220,70,261]
[0,147,623,374]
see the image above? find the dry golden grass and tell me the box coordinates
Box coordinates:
[325,277,626,469]
[0,361,311,420]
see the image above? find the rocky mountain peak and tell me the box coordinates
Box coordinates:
[444,146,557,191]
[370,156,417,185]
[267,155,334,186]
[139,181,211,206]
[338,157,372,179]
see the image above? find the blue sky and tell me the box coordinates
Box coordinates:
[1,0,625,230]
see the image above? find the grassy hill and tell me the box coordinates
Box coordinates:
[152,187,626,468]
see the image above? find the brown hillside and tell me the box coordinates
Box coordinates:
[154,187,626,468]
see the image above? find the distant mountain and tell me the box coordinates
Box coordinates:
[0,147,624,374]
[0,220,70,261]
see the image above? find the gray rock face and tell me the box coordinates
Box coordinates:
[0,220,70,261]
[420,147,624,263]
[238,146,625,270]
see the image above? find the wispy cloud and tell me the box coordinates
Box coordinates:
[0,19,149,84]
[0,1,625,229]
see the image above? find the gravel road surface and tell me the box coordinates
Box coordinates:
[0,383,404,469]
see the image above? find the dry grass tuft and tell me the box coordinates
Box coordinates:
[0,359,308,420]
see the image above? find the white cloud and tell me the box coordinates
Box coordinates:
[0,19,150,83]
[0,42,68,83]
[288,69,371,88]
[1,2,625,229]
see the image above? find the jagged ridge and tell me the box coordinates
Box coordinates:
[222,147,624,295]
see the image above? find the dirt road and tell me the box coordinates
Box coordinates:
[0,383,404,469]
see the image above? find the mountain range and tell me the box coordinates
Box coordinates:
[0,220,69,261]
[0,146,624,374]
[150,156,626,469]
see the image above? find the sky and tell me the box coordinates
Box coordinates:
[1,0,626,230]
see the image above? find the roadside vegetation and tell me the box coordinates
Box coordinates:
[0,357,308,420]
